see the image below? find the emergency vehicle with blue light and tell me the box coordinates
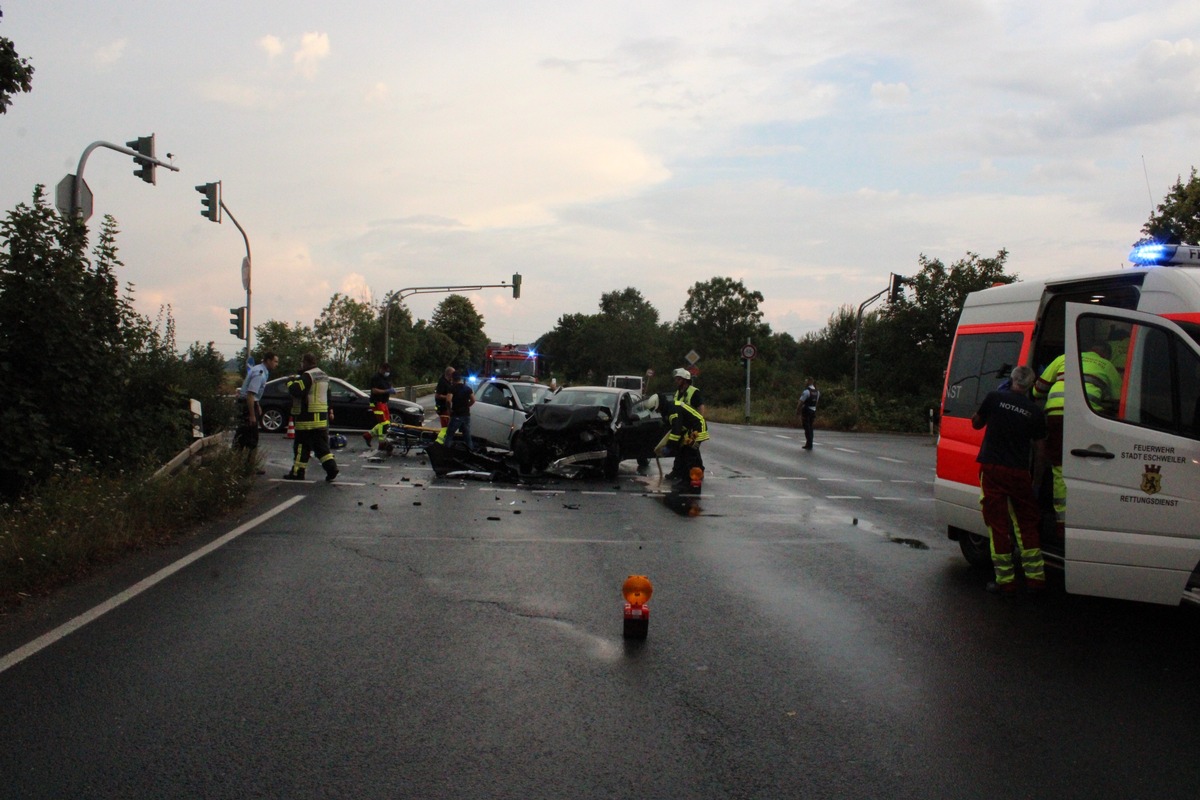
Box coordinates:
[935,244,1200,605]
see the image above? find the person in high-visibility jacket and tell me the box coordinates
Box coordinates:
[661,368,709,485]
[283,353,339,482]
[1031,341,1121,527]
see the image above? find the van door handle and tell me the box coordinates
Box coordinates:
[1070,448,1115,459]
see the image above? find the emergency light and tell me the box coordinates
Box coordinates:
[1128,243,1200,267]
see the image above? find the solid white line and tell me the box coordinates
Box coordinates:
[0,495,306,676]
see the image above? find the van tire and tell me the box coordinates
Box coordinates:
[957,529,993,569]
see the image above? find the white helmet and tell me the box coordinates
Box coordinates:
[672,368,691,380]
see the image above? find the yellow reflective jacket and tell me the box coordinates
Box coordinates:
[287,367,331,430]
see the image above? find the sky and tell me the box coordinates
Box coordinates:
[2,1,1199,363]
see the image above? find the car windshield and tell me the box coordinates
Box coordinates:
[548,389,619,414]
[513,384,550,406]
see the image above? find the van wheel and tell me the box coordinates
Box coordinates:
[957,529,993,569]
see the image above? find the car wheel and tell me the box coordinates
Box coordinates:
[261,407,286,433]
[956,528,993,569]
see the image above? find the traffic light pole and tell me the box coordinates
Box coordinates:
[69,138,180,220]
[382,275,521,364]
[220,199,253,364]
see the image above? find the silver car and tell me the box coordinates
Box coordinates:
[470,378,552,450]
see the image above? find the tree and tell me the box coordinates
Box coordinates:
[430,294,488,371]
[1140,168,1200,245]
[0,189,209,497]
[254,319,322,375]
[674,277,769,363]
[313,292,375,376]
[0,8,34,115]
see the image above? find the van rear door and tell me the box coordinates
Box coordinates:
[1062,303,1200,604]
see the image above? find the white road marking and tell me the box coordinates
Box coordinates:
[826,495,862,500]
[877,456,906,463]
[775,435,794,440]
[0,495,306,676]
[777,476,807,481]
[582,491,617,496]
[834,447,859,453]
[873,497,905,501]
[728,494,766,499]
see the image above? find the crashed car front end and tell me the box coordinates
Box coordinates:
[514,403,618,478]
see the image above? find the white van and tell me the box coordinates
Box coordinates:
[935,244,1200,605]
[606,375,644,393]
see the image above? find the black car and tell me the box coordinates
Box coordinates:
[513,386,665,478]
[257,376,425,433]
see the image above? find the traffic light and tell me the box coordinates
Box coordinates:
[511,272,522,299]
[126,134,156,185]
[889,273,907,304]
[196,181,221,223]
[229,306,246,340]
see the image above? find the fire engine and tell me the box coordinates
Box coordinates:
[482,343,544,381]
[935,243,1200,605]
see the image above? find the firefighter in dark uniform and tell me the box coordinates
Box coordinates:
[665,367,709,486]
[283,353,339,482]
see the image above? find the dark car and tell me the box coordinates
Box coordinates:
[257,376,425,433]
[513,386,665,478]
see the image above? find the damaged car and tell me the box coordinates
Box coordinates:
[512,386,666,478]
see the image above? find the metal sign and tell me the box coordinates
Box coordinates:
[740,343,757,360]
[55,174,93,221]
[685,350,700,365]
[241,256,250,291]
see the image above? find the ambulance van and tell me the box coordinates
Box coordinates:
[935,244,1200,605]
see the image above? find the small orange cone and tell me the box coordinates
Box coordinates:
[286,418,295,439]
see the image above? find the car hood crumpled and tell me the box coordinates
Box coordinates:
[527,404,611,431]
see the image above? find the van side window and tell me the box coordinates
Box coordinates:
[1082,314,1200,440]
[943,332,1024,418]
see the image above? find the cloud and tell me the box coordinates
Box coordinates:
[364,82,389,105]
[94,39,127,66]
[258,34,284,58]
[294,32,331,79]
[870,81,910,107]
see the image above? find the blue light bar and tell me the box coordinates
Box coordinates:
[1129,243,1176,266]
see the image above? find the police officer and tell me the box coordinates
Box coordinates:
[796,377,819,450]
[283,353,339,482]
[234,351,279,470]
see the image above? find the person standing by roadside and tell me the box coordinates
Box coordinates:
[234,351,279,473]
[664,368,708,485]
[444,370,475,451]
[972,365,1047,596]
[435,366,455,428]
[364,362,395,447]
[283,353,339,482]
[796,378,819,450]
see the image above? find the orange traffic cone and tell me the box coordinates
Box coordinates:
[286,418,295,439]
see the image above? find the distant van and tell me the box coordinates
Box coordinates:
[935,244,1200,605]
[606,375,644,393]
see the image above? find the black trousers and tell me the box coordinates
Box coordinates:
[290,427,336,476]
[801,409,816,447]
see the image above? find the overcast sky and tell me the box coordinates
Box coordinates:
[2,1,1198,361]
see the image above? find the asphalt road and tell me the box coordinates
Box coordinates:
[1,424,1198,799]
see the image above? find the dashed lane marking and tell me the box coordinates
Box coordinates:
[834,447,859,453]
[826,495,862,500]
[877,456,906,463]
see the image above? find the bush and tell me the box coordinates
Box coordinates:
[0,448,257,607]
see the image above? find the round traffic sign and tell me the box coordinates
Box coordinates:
[740,343,757,360]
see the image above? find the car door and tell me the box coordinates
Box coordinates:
[473,381,521,448]
[1062,303,1200,604]
[328,380,372,430]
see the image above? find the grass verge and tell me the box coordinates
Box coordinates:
[0,448,258,610]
